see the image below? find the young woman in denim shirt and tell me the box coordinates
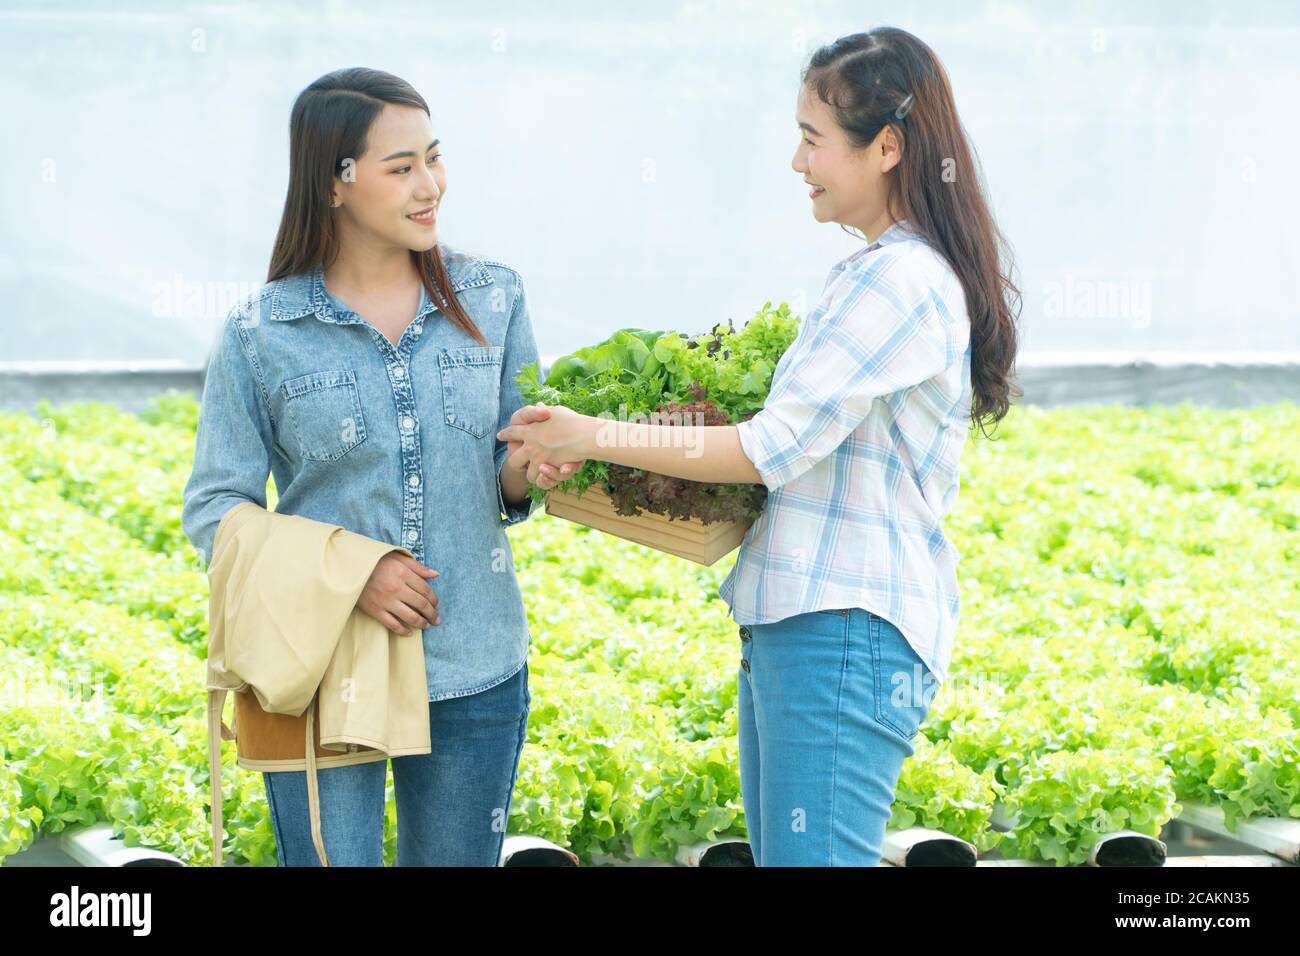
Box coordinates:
[505,27,1022,866]
[181,67,580,866]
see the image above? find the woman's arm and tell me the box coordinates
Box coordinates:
[492,273,541,523]
[499,252,956,491]
[499,408,763,486]
[499,454,532,507]
[580,416,762,485]
[181,304,275,568]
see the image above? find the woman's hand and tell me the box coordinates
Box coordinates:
[500,403,590,487]
[356,551,441,635]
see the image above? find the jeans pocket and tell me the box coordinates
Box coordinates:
[868,613,932,745]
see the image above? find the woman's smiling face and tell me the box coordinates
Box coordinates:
[331,103,445,252]
[791,83,900,236]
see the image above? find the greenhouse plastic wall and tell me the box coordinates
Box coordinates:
[2,354,1298,414]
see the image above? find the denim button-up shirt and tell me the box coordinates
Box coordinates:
[181,246,542,702]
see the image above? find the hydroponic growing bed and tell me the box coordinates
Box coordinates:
[0,394,1296,866]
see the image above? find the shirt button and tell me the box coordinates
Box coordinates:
[405,529,417,543]
[393,366,406,378]
[402,416,415,430]
[408,474,420,487]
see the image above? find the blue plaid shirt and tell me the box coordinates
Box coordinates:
[721,219,972,687]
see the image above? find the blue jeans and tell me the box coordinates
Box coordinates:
[262,662,531,866]
[737,608,934,866]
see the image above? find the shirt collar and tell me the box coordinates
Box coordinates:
[268,247,494,323]
[840,218,922,267]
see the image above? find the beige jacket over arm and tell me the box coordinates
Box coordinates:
[205,501,432,866]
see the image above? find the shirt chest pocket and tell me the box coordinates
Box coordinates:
[438,346,504,439]
[280,368,368,461]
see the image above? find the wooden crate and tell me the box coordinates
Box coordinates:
[543,484,754,566]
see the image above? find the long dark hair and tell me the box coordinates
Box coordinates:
[267,67,489,346]
[803,28,1021,437]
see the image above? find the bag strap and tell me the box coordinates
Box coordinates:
[207,687,330,867]
[207,688,233,866]
[305,692,330,865]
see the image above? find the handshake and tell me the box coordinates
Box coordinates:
[500,403,589,490]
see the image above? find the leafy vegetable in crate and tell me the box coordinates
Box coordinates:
[514,303,801,522]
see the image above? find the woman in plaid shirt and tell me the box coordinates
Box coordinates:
[501,26,1021,866]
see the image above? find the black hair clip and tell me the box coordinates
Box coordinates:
[894,93,915,120]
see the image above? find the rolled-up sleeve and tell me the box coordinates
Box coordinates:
[493,272,544,527]
[736,251,954,492]
[181,304,275,568]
